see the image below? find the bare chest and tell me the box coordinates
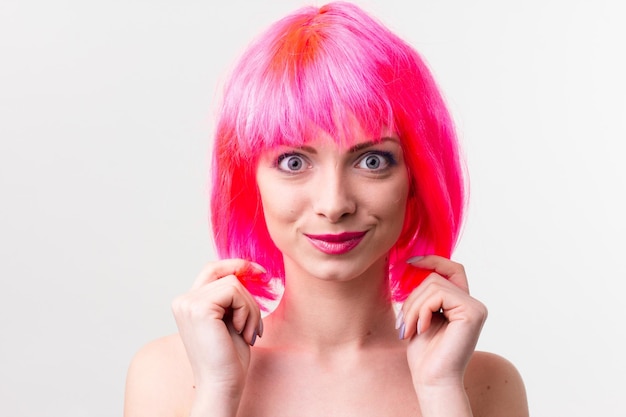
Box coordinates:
[236,349,421,417]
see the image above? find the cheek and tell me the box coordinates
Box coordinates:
[257,180,305,233]
[369,177,409,218]
[378,178,410,241]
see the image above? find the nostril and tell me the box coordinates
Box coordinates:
[314,197,356,223]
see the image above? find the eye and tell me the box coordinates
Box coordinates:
[277,153,308,172]
[356,152,394,171]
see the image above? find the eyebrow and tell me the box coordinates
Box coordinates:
[347,137,399,153]
[296,137,399,155]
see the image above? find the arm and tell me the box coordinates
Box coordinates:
[124,259,266,417]
[399,256,527,417]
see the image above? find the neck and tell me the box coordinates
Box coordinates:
[261,256,398,352]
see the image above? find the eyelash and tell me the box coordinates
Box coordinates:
[356,151,397,171]
[274,150,397,173]
[275,152,309,173]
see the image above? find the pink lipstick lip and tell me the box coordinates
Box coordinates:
[304,231,367,255]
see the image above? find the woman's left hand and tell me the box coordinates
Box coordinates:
[398,255,488,389]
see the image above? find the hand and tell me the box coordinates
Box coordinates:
[398,255,488,389]
[171,259,265,405]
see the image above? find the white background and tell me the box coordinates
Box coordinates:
[1,1,625,416]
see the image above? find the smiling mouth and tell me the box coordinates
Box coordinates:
[304,231,367,255]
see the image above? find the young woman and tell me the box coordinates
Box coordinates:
[124,2,528,416]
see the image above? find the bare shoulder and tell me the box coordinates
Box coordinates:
[124,334,193,417]
[464,351,529,417]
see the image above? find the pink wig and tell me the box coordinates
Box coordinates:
[210,2,466,305]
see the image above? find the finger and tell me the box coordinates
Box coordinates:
[406,255,469,292]
[222,275,263,345]
[400,291,444,339]
[196,275,262,345]
[399,274,467,339]
[174,275,263,346]
[191,258,267,290]
[414,295,446,336]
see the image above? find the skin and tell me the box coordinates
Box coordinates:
[124,127,529,417]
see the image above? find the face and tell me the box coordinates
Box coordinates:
[255,124,410,283]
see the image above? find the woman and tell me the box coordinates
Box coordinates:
[124,2,528,416]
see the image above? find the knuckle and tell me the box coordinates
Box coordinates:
[238,302,250,315]
[178,298,196,314]
[469,299,488,322]
[423,273,444,288]
[480,303,489,320]
[172,295,212,319]
[446,259,465,275]
[171,294,190,313]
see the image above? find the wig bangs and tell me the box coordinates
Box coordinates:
[222,9,399,161]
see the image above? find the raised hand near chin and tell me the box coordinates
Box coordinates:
[171,259,265,414]
[397,255,488,390]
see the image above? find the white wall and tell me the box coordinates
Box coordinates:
[1,1,624,416]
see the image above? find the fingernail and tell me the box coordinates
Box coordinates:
[250,330,258,346]
[406,256,425,264]
[398,323,406,340]
[395,310,404,330]
[258,318,264,338]
[417,318,422,336]
[250,262,267,273]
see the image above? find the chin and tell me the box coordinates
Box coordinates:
[292,253,386,283]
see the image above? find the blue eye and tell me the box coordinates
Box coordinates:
[357,152,394,171]
[277,153,308,172]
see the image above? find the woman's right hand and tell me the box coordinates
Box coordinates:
[171,259,265,415]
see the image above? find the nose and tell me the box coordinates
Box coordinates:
[312,168,356,223]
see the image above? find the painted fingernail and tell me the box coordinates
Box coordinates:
[395,310,404,330]
[250,330,258,346]
[398,323,406,340]
[406,256,425,264]
[258,318,264,338]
